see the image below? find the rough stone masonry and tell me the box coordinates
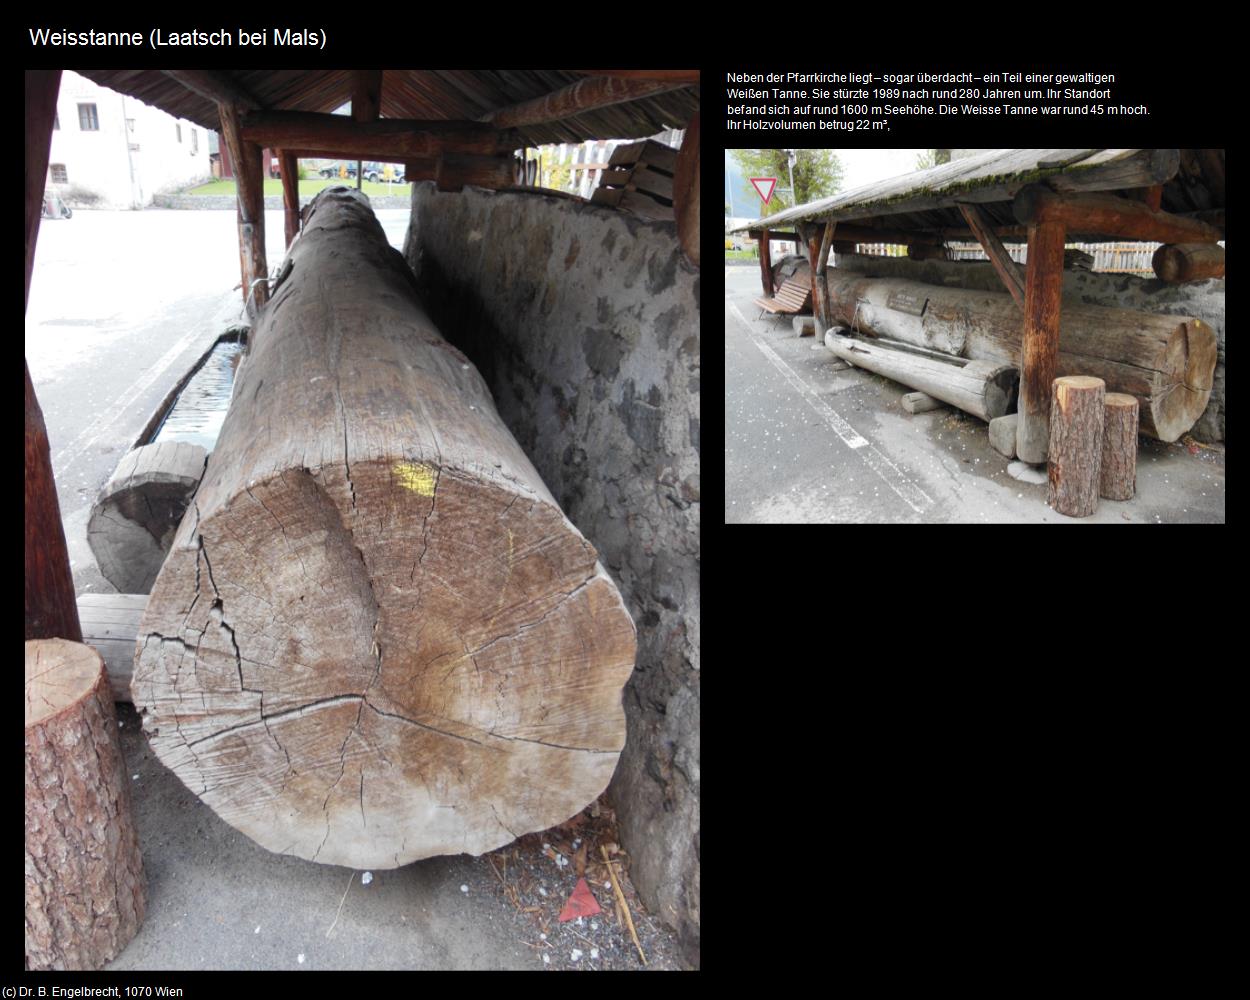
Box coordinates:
[404,183,700,965]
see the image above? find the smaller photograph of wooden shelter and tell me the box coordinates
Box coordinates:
[727,148,1224,523]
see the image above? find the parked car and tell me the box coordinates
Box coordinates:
[318,162,358,179]
[725,237,744,251]
[364,162,405,183]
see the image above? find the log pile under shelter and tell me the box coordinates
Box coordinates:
[734,148,1225,466]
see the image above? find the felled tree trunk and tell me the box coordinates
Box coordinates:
[26,639,146,970]
[825,273,1217,442]
[88,442,207,594]
[133,188,636,869]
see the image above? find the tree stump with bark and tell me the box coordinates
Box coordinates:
[132,188,637,869]
[26,639,146,970]
[1047,376,1106,518]
[1100,393,1140,501]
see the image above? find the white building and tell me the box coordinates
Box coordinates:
[46,71,212,209]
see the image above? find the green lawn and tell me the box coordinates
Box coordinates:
[186,177,412,198]
[725,250,758,261]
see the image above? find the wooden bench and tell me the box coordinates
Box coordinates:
[753,271,812,319]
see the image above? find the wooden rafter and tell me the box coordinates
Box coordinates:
[569,70,700,84]
[485,76,689,129]
[958,203,1026,310]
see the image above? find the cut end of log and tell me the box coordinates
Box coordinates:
[25,639,106,728]
[137,464,636,867]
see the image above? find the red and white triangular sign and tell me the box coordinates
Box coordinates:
[750,177,777,204]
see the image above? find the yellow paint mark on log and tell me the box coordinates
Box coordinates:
[393,461,437,496]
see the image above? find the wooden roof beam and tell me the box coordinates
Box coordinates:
[1014,185,1221,244]
[485,75,691,129]
[241,110,518,158]
[352,70,382,123]
[161,70,263,111]
[569,70,700,84]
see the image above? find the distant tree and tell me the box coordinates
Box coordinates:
[729,148,843,216]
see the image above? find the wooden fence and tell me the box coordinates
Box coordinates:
[849,241,1164,275]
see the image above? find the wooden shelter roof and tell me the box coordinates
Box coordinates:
[73,69,700,147]
[733,148,1225,242]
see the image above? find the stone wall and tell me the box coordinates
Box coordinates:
[826,253,1227,441]
[403,183,700,965]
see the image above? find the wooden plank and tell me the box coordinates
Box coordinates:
[78,593,147,702]
[1017,219,1067,464]
[352,70,383,123]
[608,140,678,173]
[240,111,516,158]
[279,150,300,249]
[958,203,1025,309]
[486,76,686,128]
[617,189,673,220]
[1013,185,1220,244]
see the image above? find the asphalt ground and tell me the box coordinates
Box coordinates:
[725,265,1225,524]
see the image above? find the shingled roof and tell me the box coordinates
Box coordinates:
[733,148,1225,242]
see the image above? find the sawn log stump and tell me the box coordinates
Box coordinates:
[26,639,146,970]
[132,188,637,869]
[1047,376,1106,518]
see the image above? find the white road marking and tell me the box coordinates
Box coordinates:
[728,301,934,514]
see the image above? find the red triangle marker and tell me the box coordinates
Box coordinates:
[750,177,778,204]
[558,877,603,922]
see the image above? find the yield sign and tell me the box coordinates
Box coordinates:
[750,177,778,204]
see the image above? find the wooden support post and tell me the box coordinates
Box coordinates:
[1014,184,1221,245]
[959,203,1025,309]
[1151,243,1225,283]
[218,103,268,310]
[279,150,300,249]
[758,228,774,297]
[25,71,81,645]
[356,159,363,191]
[800,224,826,337]
[26,70,61,312]
[673,112,699,268]
[1017,219,1067,464]
[26,640,146,970]
[1047,376,1106,517]
[814,221,835,334]
[1100,393,1140,501]
[25,362,82,643]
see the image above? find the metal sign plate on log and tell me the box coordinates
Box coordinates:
[886,290,928,316]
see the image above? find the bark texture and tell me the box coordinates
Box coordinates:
[1047,376,1106,517]
[1100,393,1140,501]
[26,639,146,970]
[133,188,636,869]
